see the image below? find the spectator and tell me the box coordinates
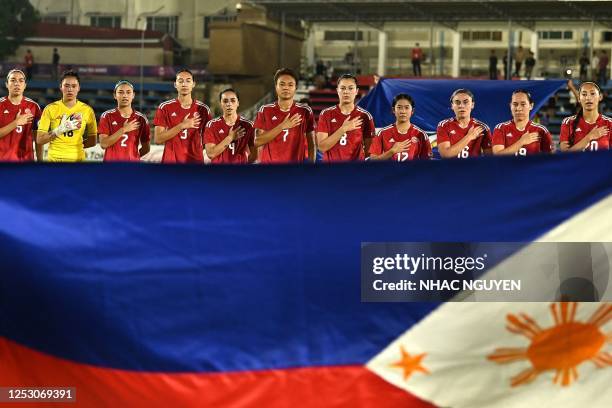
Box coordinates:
[598,50,609,86]
[591,51,599,82]
[579,53,590,82]
[514,46,525,77]
[24,49,34,80]
[489,50,498,80]
[524,51,536,80]
[411,43,423,77]
[502,54,511,79]
[52,48,60,81]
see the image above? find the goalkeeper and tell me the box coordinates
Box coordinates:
[37,70,97,162]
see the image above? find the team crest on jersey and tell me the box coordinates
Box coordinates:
[411,137,419,144]
[24,108,32,115]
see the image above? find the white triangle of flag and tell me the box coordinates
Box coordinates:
[367,203,612,408]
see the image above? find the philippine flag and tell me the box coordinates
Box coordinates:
[0,151,610,407]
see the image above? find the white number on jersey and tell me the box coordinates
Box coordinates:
[517,147,527,156]
[397,152,409,162]
[180,129,188,140]
[458,146,470,159]
[282,129,289,142]
[15,125,23,133]
[589,140,599,151]
[229,142,235,155]
[120,134,129,147]
[339,133,348,146]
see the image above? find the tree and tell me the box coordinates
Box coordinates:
[0,0,39,61]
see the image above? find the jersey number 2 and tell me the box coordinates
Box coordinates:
[120,134,129,147]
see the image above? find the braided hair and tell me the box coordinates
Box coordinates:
[570,81,601,146]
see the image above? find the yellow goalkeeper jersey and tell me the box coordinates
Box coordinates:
[38,100,97,162]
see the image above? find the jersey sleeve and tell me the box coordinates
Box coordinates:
[559,119,571,144]
[436,122,450,144]
[246,123,255,145]
[203,121,215,145]
[38,106,52,133]
[539,126,553,153]
[316,110,330,134]
[153,105,168,128]
[481,125,492,150]
[363,112,376,139]
[253,108,267,131]
[140,116,151,144]
[369,132,383,156]
[85,106,98,137]
[33,103,42,130]
[419,132,433,159]
[491,125,505,146]
[98,113,110,136]
[305,108,315,133]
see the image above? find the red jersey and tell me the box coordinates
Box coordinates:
[99,108,150,162]
[411,47,423,60]
[436,117,491,158]
[316,105,375,162]
[369,123,432,161]
[0,96,41,161]
[560,114,612,151]
[153,98,211,163]
[203,116,254,164]
[253,102,315,164]
[492,120,553,155]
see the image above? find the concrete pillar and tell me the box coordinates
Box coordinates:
[377,30,387,77]
[451,30,461,78]
[306,26,316,69]
[530,31,539,62]
[439,30,445,76]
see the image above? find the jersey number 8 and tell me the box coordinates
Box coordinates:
[339,133,348,146]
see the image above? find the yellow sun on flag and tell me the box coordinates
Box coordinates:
[390,346,429,381]
[488,302,612,387]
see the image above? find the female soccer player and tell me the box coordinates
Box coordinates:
[369,93,432,161]
[492,89,553,156]
[436,88,491,159]
[560,81,611,152]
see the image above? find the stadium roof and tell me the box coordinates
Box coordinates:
[249,0,612,29]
